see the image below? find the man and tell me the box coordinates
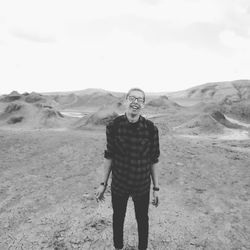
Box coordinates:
[96,88,160,250]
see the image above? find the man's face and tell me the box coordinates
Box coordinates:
[125,90,145,116]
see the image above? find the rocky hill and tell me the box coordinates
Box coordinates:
[146,95,181,109]
[42,92,122,111]
[0,91,57,105]
[168,80,250,102]
[0,92,74,129]
[166,80,250,122]
[173,109,246,136]
[42,88,124,97]
[59,92,121,109]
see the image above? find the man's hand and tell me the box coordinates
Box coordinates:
[95,184,106,202]
[152,190,159,207]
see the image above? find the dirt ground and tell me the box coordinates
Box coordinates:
[0,122,250,249]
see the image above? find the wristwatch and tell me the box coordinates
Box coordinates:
[100,182,107,187]
[153,187,160,191]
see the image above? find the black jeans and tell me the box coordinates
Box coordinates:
[111,191,150,250]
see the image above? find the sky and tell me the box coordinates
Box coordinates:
[0,0,250,94]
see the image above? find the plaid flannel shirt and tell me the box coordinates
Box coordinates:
[104,114,160,197]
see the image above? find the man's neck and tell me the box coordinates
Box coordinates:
[126,112,140,123]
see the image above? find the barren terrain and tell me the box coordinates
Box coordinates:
[0,121,250,250]
[0,83,250,249]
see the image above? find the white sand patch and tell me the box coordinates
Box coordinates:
[178,128,249,141]
[60,111,84,118]
[224,115,250,128]
[216,128,249,140]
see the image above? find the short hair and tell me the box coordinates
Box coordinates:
[126,88,145,102]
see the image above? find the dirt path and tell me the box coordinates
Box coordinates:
[0,128,249,249]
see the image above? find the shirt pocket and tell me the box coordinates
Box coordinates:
[138,138,151,157]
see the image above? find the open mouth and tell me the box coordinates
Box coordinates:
[130,104,140,111]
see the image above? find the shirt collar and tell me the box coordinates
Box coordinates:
[124,113,142,124]
[123,113,145,131]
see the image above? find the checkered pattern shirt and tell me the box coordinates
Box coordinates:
[104,114,160,197]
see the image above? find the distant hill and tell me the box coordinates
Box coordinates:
[57,92,122,110]
[146,95,181,109]
[168,80,250,102]
[0,92,75,129]
[0,101,70,129]
[173,113,225,135]
[173,110,245,136]
[42,88,124,97]
[1,79,250,115]
[220,100,250,122]
[42,88,167,98]
[74,102,125,128]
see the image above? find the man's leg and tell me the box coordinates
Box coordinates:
[111,191,129,249]
[133,192,150,250]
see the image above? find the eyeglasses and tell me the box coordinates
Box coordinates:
[127,96,144,104]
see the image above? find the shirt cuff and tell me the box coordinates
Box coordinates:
[151,158,159,164]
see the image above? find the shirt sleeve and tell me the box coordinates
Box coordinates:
[104,121,115,159]
[151,125,160,164]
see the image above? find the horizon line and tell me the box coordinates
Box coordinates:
[1,79,249,96]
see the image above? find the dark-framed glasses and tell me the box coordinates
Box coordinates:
[128,96,144,104]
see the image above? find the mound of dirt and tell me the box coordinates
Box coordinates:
[0,101,68,129]
[53,93,77,106]
[168,80,250,103]
[4,103,22,113]
[75,105,120,128]
[1,91,22,102]
[190,101,221,113]
[34,103,53,109]
[220,100,250,122]
[7,116,24,124]
[73,101,124,129]
[42,108,64,118]
[0,92,57,111]
[62,92,121,110]
[174,113,225,135]
[38,108,65,128]
[0,103,23,121]
[25,92,46,103]
[85,110,118,126]
[210,111,244,129]
[146,96,180,109]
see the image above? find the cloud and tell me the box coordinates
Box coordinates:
[132,0,224,24]
[2,0,250,46]
[66,15,225,53]
[219,30,250,50]
[139,0,162,5]
[11,29,56,43]
[1,0,250,93]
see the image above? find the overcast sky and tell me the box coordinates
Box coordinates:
[0,0,250,94]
